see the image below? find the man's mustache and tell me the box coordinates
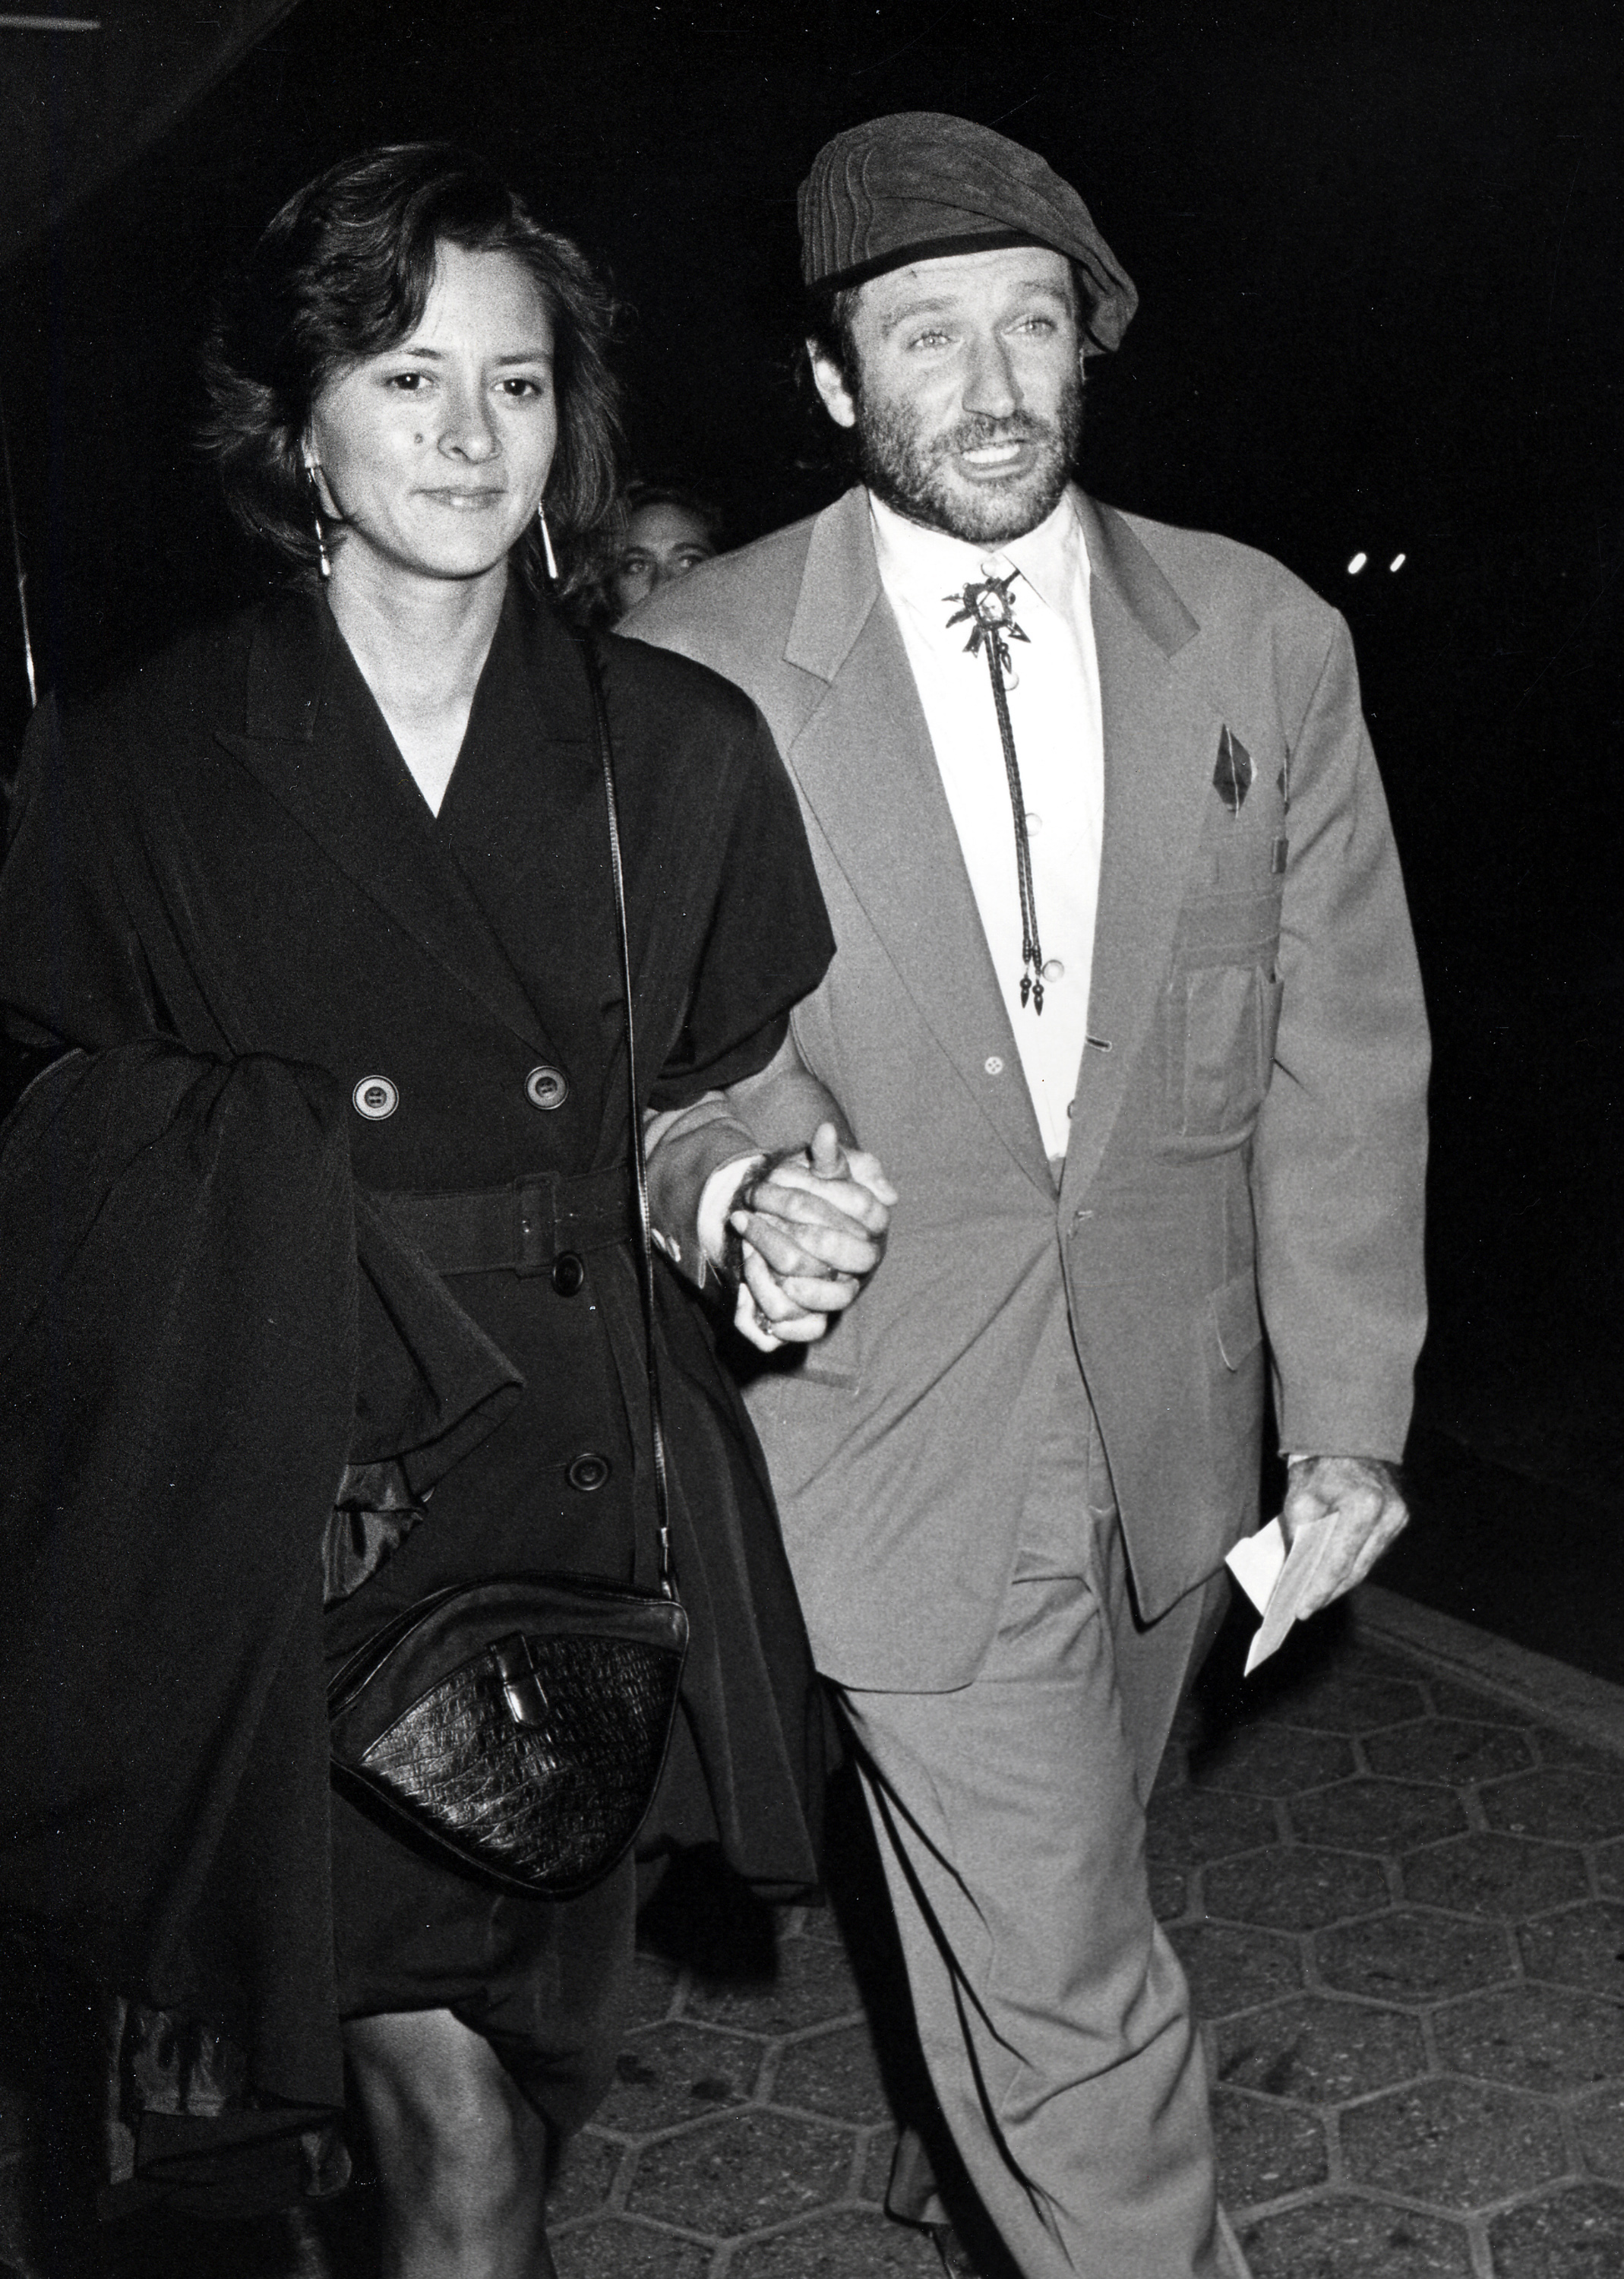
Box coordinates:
[929,412,1055,457]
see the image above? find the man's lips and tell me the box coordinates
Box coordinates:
[946,436,1041,481]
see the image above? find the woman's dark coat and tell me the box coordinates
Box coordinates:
[0,586,834,2202]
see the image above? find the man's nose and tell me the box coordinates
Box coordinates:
[962,331,1019,420]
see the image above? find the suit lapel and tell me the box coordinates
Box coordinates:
[215,592,559,1057]
[785,492,1048,1187]
[1063,495,1221,1204]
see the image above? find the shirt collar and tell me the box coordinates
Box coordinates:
[867,484,1090,632]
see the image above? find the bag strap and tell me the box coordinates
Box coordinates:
[575,634,678,1602]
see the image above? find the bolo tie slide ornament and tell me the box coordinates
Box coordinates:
[945,571,1046,1013]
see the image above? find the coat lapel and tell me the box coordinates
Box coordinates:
[215,592,560,1057]
[785,491,1048,1187]
[1063,495,1221,1205]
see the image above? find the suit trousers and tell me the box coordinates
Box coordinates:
[839,1372,1227,2278]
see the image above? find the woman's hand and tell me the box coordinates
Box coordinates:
[728,1123,896,1351]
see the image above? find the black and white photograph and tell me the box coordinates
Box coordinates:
[1,5,1619,2276]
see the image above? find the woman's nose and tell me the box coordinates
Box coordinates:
[439,384,499,460]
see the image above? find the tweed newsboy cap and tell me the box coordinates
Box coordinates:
[798,111,1137,352]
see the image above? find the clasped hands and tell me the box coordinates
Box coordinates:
[722,1121,896,1351]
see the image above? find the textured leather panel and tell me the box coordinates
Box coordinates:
[343,1626,685,1896]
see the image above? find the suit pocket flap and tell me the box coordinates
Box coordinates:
[1210,1270,1263,1370]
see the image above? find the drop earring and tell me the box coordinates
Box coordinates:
[304,454,331,580]
[537,503,560,583]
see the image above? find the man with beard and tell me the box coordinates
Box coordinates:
[630,113,1427,2279]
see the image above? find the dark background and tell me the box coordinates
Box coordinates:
[2,0,1619,1668]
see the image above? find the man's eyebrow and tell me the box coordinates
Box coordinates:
[875,278,1074,330]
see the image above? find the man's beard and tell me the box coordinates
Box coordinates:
[853,368,1084,546]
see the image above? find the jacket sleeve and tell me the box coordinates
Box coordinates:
[1252,612,1430,1460]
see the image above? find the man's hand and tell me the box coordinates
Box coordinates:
[729,1122,896,1351]
[1281,1454,1409,1617]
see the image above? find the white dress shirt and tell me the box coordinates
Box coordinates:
[869,488,1105,1162]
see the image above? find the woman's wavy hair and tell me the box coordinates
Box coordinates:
[199,143,623,597]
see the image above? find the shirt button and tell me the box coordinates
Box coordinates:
[1025,810,1043,835]
[551,1250,585,1297]
[352,1075,398,1121]
[1041,959,1065,983]
[525,1064,569,1111]
[1066,1098,1077,1119]
[984,1055,1004,1076]
[566,1452,611,1493]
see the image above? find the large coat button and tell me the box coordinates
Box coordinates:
[352,1075,399,1120]
[566,1452,610,1493]
[525,1065,569,1111]
[551,1251,585,1297]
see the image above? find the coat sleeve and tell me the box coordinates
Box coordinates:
[1252,613,1430,1460]
[0,696,162,1050]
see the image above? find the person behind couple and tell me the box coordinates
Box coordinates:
[630,109,1429,2279]
[609,480,725,619]
[0,141,889,2279]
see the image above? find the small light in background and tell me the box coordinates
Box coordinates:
[1389,552,1407,572]
[1347,552,1367,574]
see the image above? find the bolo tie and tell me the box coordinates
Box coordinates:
[945,567,1048,1013]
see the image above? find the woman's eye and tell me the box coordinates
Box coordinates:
[386,371,428,391]
[500,376,547,399]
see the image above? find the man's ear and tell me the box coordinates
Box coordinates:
[807,344,858,431]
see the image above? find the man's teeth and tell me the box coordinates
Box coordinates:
[962,443,1023,465]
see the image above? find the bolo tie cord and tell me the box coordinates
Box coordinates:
[946,570,1045,1014]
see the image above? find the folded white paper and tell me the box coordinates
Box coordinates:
[1226,1515,1338,1673]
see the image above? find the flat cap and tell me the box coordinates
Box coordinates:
[798,111,1136,352]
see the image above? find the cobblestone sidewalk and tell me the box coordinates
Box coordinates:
[6,1587,1624,2277]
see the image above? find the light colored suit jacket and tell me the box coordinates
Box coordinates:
[630,485,1429,1692]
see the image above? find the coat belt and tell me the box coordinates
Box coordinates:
[368,1166,637,1276]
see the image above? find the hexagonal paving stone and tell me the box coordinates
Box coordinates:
[627,2110,855,2232]
[1574,2085,1624,2180]
[1401,1829,1590,1920]
[771,2022,890,2125]
[1211,2087,1326,2206]
[684,1937,864,2035]
[1237,2195,1474,2277]
[553,2219,711,2278]
[1363,1717,1534,1786]
[598,2023,763,2136]
[1342,2075,1569,2211]
[1597,1839,1624,1899]
[1487,2179,1624,2276]
[1289,1776,1465,1854]
[1214,1993,1423,2104]
[861,2126,900,2205]
[1265,1667,1427,1734]
[728,2208,942,2275]
[1167,1922,1302,2017]
[1189,1727,1355,1797]
[1520,1902,1624,1997]
[1316,1911,1514,2003]
[551,2131,622,2224]
[1435,1983,1624,2094]
[1204,1844,1388,1931]
[1483,1768,1624,1844]
[1146,1787,1279,1867]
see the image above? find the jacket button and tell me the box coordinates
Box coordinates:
[551,1250,586,1297]
[525,1064,569,1111]
[567,1452,610,1493]
[984,1055,1004,1076]
[352,1075,399,1120]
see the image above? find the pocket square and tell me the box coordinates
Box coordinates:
[1214,726,1254,814]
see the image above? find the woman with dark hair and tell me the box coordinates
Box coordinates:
[0,144,887,2277]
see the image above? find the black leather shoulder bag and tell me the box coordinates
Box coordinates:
[328,637,690,1898]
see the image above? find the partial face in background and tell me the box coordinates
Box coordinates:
[611,501,718,617]
[811,243,1084,547]
[306,242,558,587]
